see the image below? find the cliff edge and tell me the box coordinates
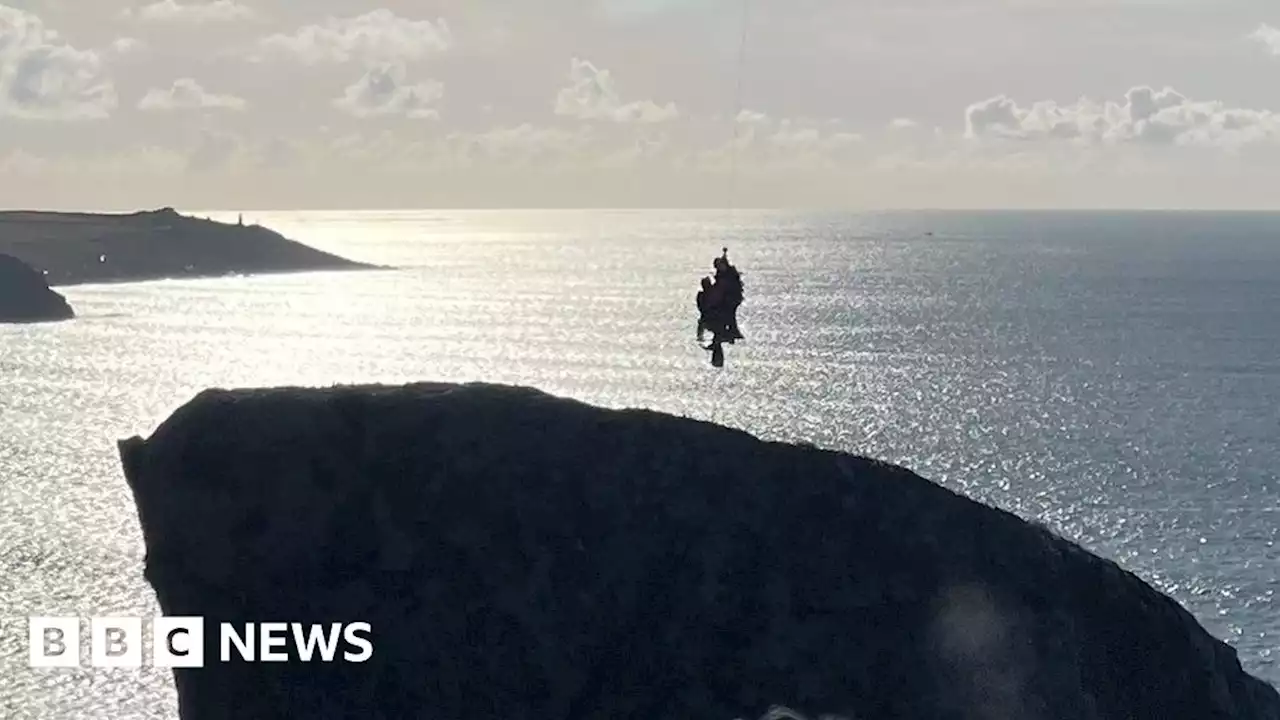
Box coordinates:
[0,207,377,286]
[0,253,75,323]
[117,382,1280,720]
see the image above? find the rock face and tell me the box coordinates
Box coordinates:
[0,207,377,286]
[117,382,1280,720]
[0,253,74,323]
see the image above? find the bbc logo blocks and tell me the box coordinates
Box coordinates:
[28,616,205,668]
[28,617,79,668]
[27,617,371,667]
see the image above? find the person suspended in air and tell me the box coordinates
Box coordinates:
[711,248,744,342]
[695,248,745,367]
[697,257,734,343]
[695,276,718,343]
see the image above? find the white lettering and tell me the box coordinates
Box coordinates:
[220,623,254,662]
[291,623,342,662]
[259,622,288,661]
[27,617,373,666]
[342,622,372,662]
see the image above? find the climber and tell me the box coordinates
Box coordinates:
[695,276,721,342]
[694,248,745,367]
[711,248,744,342]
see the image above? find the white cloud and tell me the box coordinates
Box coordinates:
[770,121,862,152]
[690,112,865,174]
[333,63,442,119]
[138,78,246,111]
[260,10,451,65]
[111,37,143,55]
[318,112,867,178]
[598,132,671,169]
[10,0,1280,212]
[554,57,678,123]
[963,86,1280,151]
[126,0,256,23]
[1248,24,1280,55]
[320,123,598,174]
[0,4,117,119]
[764,121,863,171]
[134,130,305,176]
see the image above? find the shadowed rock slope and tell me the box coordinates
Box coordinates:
[0,253,74,323]
[117,382,1280,720]
[0,207,377,286]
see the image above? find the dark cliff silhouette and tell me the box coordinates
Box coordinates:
[0,253,75,323]
[117,382,1280,720]
[0,207,377,286]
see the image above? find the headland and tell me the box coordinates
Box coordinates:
[0,253,75,323]
[0,207,379,287]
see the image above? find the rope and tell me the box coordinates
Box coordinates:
[726,0,751,223]
[705,0,750,411]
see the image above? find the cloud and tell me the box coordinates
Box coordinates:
[1,144,186,176]
[260,10,451,65]
[186,128,249,172]
[138,78,246,111]
[111,37,143,55]
[599,0,706,19]
[554,57,678,123]
[333,63,442,119]
[148,130,308,176]
[770,120,862,153]
[319,110,869,178]
[0,4,117,119]
[446,124,595,168]
[963,86,1280,151]
[319,123,598,174]
[1248,24,1280,55]
[692,111,864,174]
[125,0,256,23]
[598,132,671,169]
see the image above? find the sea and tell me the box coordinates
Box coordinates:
[1,209,1277,718]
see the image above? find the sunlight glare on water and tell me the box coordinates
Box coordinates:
[1,208,1277,718]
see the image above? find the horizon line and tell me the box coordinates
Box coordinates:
[9,205,1280,215]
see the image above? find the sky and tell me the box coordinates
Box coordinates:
[4,0,1280,209]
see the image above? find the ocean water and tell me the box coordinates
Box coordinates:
[1,208,1277,718]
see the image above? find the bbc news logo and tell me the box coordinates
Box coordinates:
[28,617,372,668]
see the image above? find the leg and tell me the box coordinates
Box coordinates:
[710,341,725,367]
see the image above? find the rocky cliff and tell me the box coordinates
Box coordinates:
[0,207,376,286]
[117,382,1280,720]
[0,253,75,323]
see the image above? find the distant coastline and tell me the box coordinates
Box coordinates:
[0,207,381,287]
